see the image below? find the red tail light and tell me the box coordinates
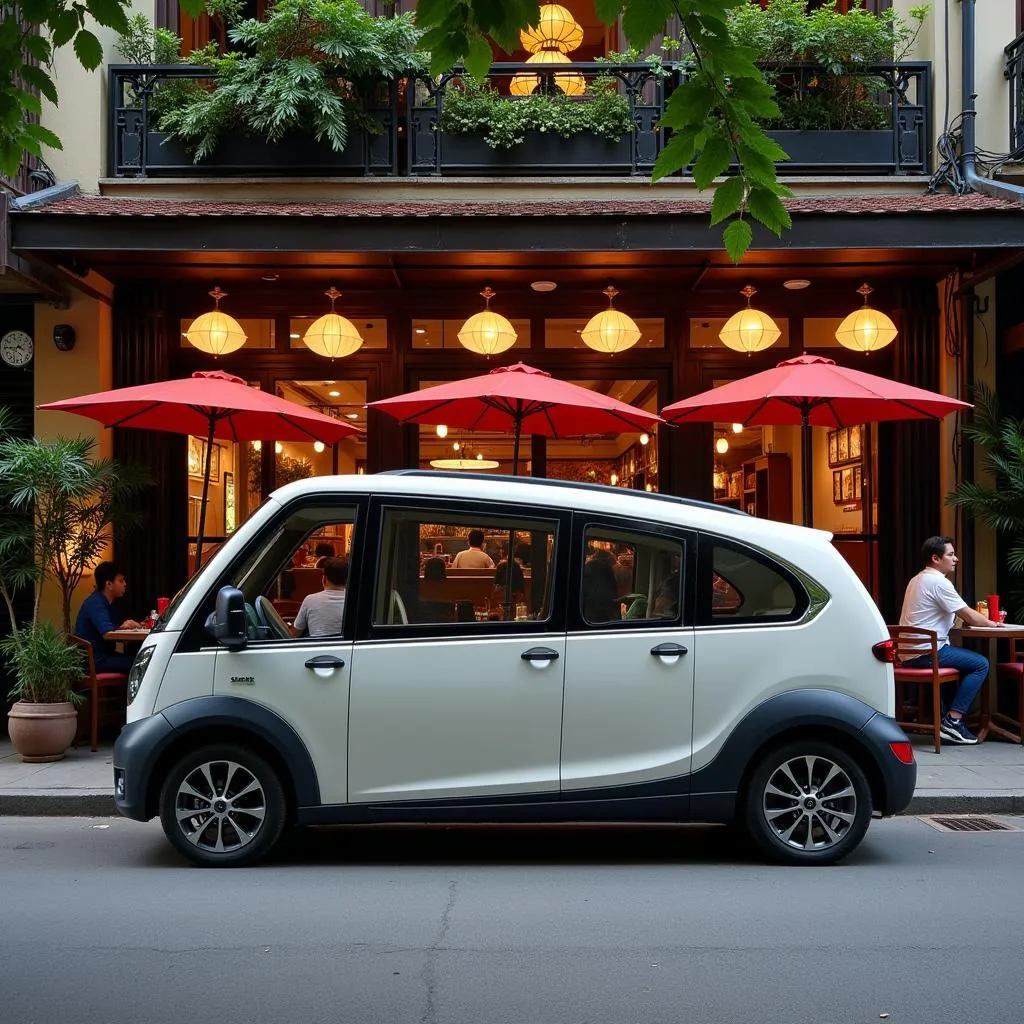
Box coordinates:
[889,741,914,764]
[872,638,896,663]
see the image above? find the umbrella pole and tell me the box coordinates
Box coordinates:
[801,408,814,529]
[195,418,216,573]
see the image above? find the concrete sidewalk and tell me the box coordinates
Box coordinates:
[1,735,1023,817]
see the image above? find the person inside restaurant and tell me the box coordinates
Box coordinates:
[74,561,143,673]
[291,556,348,638]
[451,529,495,569]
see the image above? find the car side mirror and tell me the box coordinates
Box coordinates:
[206,586,247,649]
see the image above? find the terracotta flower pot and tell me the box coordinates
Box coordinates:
[7,701,78,763]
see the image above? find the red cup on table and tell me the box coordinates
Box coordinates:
[156,596,170,616]
[987,594,1000,622]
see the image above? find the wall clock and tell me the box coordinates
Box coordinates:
[0,330,34,368]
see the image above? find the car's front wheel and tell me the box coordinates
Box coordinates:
[159,744,286,867]
[744,741,872,865]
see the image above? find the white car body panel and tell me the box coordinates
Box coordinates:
[347,634,565,802]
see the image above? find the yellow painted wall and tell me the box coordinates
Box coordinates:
[33,294,114,625]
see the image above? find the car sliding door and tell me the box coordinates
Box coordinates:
[347,498,570,804]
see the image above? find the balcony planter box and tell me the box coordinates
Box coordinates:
[434,130,634,176]
[767,129,896,174]
[126,129,371,176]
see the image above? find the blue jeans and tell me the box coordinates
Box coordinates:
[904,644,989,716]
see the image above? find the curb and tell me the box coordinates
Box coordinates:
[2,790,1024,818]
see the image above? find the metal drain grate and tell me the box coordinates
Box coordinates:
[921,815,1019,833]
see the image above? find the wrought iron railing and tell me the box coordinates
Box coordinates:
[107,60,931,178]
[108,64,400,177]
[1005,31,1024,156]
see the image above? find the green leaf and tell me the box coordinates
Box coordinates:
[73,28,103,70]
[710,175,745,226]
[464,33,493,80]
[691,133,731,190]
[18,0,51,23]
[16,89,42,117]
[51,9,80,48]
[659,81,715,130]
[85,0,130,32]
[23,34,51,62]
[621,0,676,49]
[651,126,701,182]
[723,218,753,264]
[594,0,623,22]
[23,122,63,149]
[20,64,58,105]
[746,185,790,236]
[736,141,778,185]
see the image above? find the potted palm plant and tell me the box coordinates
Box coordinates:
[0,410,150,761]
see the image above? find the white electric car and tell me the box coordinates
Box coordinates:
[113,471,915,867]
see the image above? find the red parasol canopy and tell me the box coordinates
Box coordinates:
[660,354,970,528]
[370,362,663,474]
[41,370,358,570]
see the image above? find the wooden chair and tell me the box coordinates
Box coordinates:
[888,626,962,753]
[995,638,1024,743]
[70,635,128,752]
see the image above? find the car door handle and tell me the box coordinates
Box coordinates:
[521,647,560,663]
[304,655,346,670]
[650,643,688,658]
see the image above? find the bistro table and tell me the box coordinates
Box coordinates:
[949,624,1024,742]
[103,628,151,644]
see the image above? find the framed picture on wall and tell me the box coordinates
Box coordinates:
[837,429,849,463]
[224,472,236,534]
[853,465,862,500]
[849,424,862,460]
[828,430,839,466]
[208,443,221,481]
[833,470,843,503]
[841,466,855,501]
[187,436,204,478]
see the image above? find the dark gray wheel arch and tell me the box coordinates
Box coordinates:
[114,696,321,821]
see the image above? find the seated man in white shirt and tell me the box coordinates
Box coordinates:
[899,535,1002,744]
[451,529,495,569]
[292,557,347,638]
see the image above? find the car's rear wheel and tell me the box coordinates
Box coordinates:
[159,744,286,867]
[744,741,872,865]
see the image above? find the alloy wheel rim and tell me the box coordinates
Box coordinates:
[174,759,267,854]
[761,754,857,851]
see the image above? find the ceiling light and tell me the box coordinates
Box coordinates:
[783,278,810,290]
[289,333,301,339]
[274,442,283,454]
[835,282,898,354]
[313,441,325,454]
[414,328,427,335]
[531,281,557,292]
[452,441,461,451]
[436,424,448,438]
[581,286,641,355]
[715,435,729,455]
[185,287,247,357]
[261,273,279,282]
[429,457,499,470]
[303,287,364,359]
[639,433,650,446]
[732,423,743,433]
[345,412,359,420]
[251,440,262,451]
[329,390,341,397]
[458,287,518,356]
[719,285,781,355]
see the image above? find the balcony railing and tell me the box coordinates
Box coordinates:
[1006,31,1024,155]
[108,60,930,179]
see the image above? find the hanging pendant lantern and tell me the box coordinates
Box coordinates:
[510,49,586,97]
[457,287,518,357]
[719,285,781,355]
[580,286,641,354]
[303,287,364,360]
[520,4,584,53]
[185,287,247,357]
[835,283,898,354]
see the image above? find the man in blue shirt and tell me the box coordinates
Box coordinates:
[74,562,142,674]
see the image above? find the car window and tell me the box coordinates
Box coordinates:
[229,505,358,641]
[374,508,558,625]
[705,541,804,624]
[580,526,683,626]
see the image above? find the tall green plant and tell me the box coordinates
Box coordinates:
[0,417,152,637]
[947,383,1024,618]
[159,0,425,160]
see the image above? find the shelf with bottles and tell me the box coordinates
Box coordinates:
[614,435,659,492]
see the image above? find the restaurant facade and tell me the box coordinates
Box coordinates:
[5,0,1024,625]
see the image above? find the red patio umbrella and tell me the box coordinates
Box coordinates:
[369,362,664,475]
[661,354,970,528]
[41,370,358,570]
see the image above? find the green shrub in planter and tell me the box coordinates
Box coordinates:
[0,623,84,705]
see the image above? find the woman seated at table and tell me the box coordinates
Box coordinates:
[489,559,525,617]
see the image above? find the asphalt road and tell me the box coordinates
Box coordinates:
[1,815,1022,1024]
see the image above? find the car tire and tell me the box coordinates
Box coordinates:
[159,743,287,868]
[744,740,872,866]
